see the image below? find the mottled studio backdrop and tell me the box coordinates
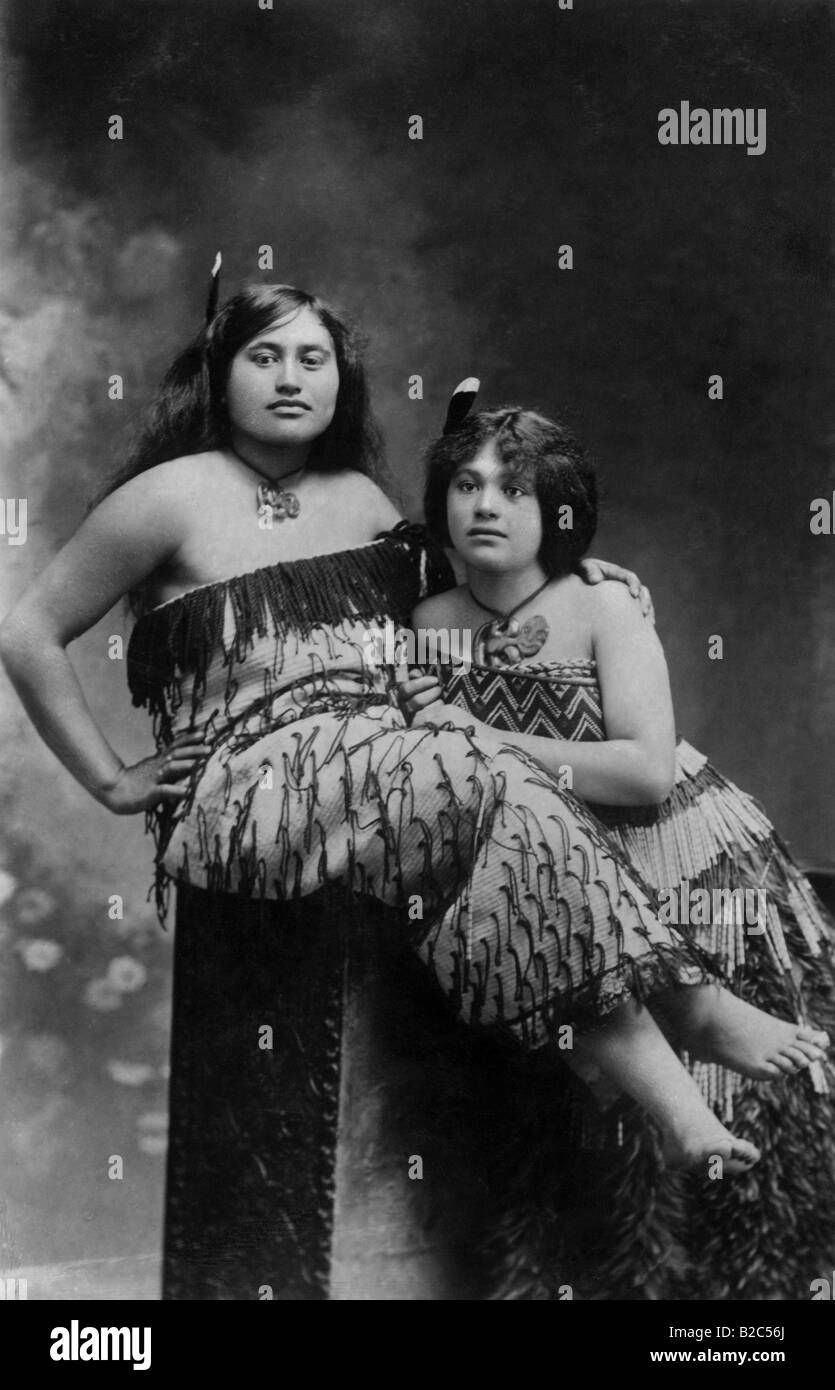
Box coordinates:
[0,0,833,1294]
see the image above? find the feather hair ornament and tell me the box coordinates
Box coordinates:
[205,251,223,327]
[442,377,480,434]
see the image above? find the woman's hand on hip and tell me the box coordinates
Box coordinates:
[103,733,212,814]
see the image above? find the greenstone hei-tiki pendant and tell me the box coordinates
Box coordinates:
[257,481,302,521]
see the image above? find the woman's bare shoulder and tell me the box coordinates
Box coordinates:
[323,469,401,529]
[324,468,388,496]
[102,452,226,506]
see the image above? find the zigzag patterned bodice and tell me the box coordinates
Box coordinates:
[441,659,606,742]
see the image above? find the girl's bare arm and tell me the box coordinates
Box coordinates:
[494,582,676,803]
[406,585,676,806]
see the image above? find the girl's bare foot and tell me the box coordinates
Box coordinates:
[662,1122,761,1176]
[655,984,829,1081]
[570,995,764,1181]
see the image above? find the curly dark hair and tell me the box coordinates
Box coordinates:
[423,406,597,576]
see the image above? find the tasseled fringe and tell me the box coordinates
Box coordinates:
[597,738,831,964]
[126,522,453,739]
[592,738,835,1120]
[495,931,719,1070]
[128,523,453,926]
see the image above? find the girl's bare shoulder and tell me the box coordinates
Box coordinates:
[544,570,637,620]
[537,570,591,615]
[412,583,467,628]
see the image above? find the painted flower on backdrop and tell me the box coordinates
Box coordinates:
[107,1060,155,1086]
[137,1110,168,1157]
[0,869,17,908]
[84,978,123,1012]
[105,956,148,993]
[25,1034,70,1074]
[16,888,56,925]
[138,1133,167,1157]
[17,937,64,971]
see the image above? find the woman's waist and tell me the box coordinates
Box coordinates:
[164,673,397,744]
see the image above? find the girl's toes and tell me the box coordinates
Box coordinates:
[794,1037,827,1063]
[755,1059,783,1080]
[713,1139,761,1175]
[733,1138,761,1163]
[779,1045,812,1070]
[769,1052,799,1075]
[799,1026,830,1049]
[729,1140,761,1171]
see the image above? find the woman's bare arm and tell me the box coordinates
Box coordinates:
[0,465,208,811]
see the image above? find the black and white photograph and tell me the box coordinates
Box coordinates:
[0,0,833,1334]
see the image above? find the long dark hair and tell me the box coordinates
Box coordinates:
[97,283,386,502]
[423,406,597,577]
[95,284,387,612]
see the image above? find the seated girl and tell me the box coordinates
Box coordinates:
[398,396,835,1294]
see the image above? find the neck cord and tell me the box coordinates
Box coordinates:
[232,448,307,488]
[231,448,308,523]
[467,574,551,623]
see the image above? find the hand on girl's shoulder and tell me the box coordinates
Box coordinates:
[581,571,648,623]
[585,573,666,664]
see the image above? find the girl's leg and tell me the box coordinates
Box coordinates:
[570,995,761,1175]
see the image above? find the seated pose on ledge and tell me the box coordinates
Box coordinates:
[397,399,835,1298]
[1,280,828,1297]
[0,278,659,1300]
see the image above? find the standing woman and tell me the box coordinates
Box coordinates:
[1,278,738,1301]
